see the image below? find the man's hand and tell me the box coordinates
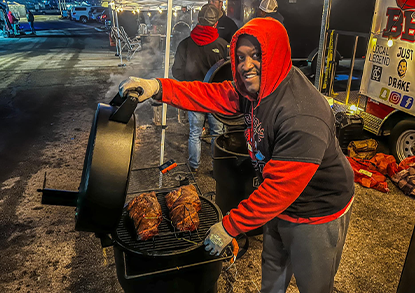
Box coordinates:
[204,222,233,256]
[119,77,160,103]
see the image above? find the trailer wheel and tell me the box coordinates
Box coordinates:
[389,119,415,162]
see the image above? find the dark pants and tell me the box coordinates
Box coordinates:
[261,207,352,293]
[29,21,35,34]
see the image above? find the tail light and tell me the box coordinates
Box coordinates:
[102,14,107,19]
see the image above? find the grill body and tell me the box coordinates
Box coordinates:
[114,245,222,293]
[112,191,225,293]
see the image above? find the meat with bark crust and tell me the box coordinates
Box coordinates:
[127,192,162,241]
[165,185,201,231]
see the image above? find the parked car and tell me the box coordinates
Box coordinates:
[89,7,106,21]
[71,6,99,23]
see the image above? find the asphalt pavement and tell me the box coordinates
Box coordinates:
[1,14,415,293]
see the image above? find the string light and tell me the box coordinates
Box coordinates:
[387,35,393,47]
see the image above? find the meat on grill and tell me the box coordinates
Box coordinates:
[165,185,201,231]
[127,191,162,241]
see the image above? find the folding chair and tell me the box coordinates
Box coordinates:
[119,26,142,61]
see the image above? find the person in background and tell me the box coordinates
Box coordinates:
[118,17,354,293]
[257,0,284,25]
[26,10,35,35]
[172,4,228,173]
[7,10,18,36]
[208,0,238,43]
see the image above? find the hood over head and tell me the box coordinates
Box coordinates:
[230,17,292,102]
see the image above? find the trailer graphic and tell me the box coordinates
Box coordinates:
[358,0,415,161]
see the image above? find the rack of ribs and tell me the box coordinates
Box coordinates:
[127,191,163,241]
[165,185,202,232]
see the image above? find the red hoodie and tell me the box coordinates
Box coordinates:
[158,18,354,237]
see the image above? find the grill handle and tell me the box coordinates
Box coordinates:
[38,188,79,207]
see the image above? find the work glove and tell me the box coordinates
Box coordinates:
[118,77,160,103]
[204,222,233,256]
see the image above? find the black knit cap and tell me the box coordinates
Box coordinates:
[198,4,220,26]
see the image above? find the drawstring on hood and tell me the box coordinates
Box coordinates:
[230,17,292,105]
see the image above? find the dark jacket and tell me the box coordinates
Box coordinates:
[158,18,354,237]
[172,24,228,82]
[267,12,284,25]
[27,11,34,22]
[216,14,238,43]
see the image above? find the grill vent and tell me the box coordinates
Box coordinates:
[113,191,221,256]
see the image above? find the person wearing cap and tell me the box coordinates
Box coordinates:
[118,17,354,292]
[257,0,284,25]
[171,4,228,173]
[208,0,238,43]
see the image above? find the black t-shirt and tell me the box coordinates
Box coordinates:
[238,67,354,218]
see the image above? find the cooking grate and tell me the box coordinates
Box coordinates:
[113,190,221,256]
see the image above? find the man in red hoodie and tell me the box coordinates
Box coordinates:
[171,4,228,173]
[119,18,354,293]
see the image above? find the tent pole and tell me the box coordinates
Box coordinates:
[314,0,332,91]
[114,6,125,67]
[159,0,174,187]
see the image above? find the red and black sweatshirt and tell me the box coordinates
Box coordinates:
[172,25,228,82]
[157,18,354,237]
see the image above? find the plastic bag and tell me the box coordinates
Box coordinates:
[369,153,398,177]
[347,157,389,193]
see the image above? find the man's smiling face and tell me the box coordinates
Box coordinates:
[236,35,262,96]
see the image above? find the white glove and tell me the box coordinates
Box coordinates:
[118,77,160,103]
[204,222,233,256]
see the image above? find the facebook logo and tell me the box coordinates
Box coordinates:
[400,95,414,109]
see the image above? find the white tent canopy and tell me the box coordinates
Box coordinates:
[111,0,208,11]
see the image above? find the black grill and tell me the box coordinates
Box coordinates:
[112,190,221,256]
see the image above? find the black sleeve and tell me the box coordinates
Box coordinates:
[226,19,238,43]
[172,41,187,81]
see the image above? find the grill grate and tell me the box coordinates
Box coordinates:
[113,190,221,256]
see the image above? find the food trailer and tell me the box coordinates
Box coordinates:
[335,0,415,162]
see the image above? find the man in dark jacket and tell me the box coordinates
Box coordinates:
[119,18,354,293]
[172,4,228,172]
[26,10,35,34]
[257,0,284,25]
[208,0,238,42]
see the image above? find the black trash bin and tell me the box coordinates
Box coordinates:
[213,130,262,236]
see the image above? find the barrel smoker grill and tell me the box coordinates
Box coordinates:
[38,92,232,293]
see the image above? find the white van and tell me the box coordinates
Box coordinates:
[71,6,94,23]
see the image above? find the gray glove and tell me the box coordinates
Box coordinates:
[118,77,160,103]
[204,222,233,256]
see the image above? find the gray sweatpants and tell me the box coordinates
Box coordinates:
[261,207,352,293]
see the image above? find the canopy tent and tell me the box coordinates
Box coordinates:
[110,0,213,184]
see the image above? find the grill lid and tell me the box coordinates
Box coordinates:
[112,191,222,256]
[40,94,139,234]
